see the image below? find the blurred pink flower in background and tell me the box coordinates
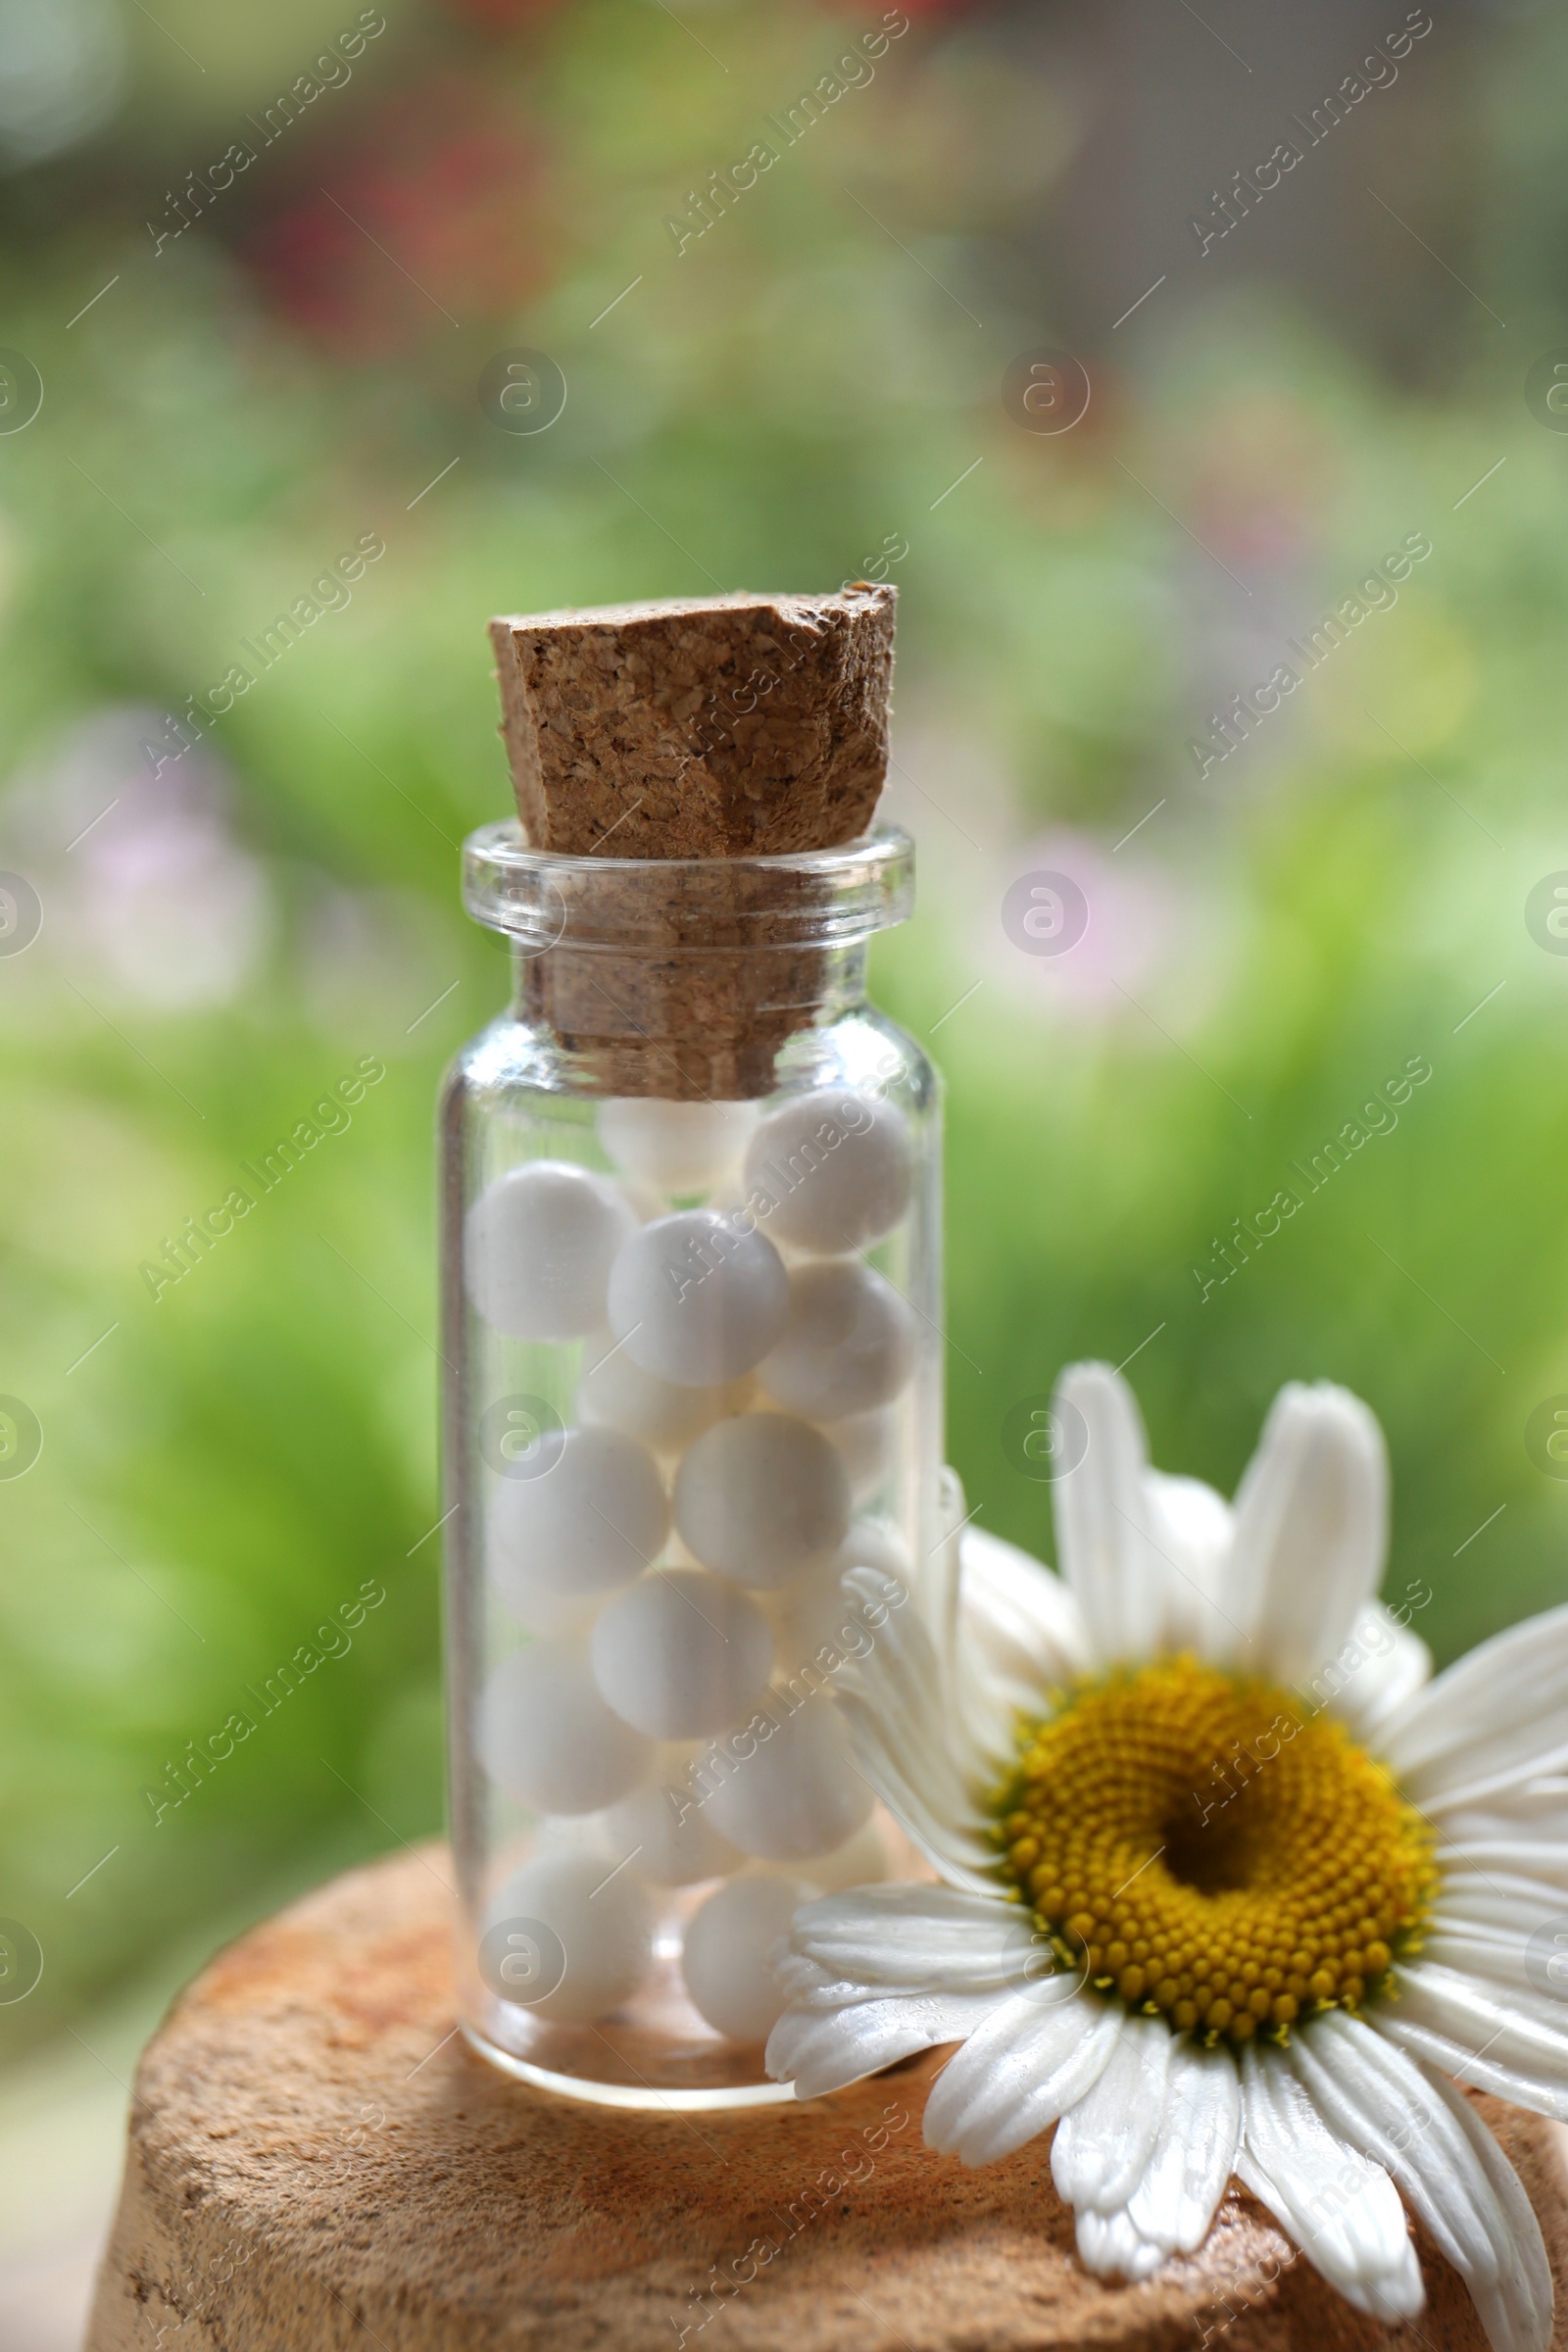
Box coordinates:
[985,824,1191,1025]
[1,710,270,1010]
[249,79,558,356]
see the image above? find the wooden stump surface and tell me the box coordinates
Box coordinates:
[85,1845,1568,2352]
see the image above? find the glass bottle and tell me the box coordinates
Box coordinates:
[441,817,940,2108]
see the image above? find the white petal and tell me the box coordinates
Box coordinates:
[1075,2206,1167,2281]
[1435,1840,1568,1893]
[1144,1471,1235,1658]
[960,1525,1092,1688]
[1382,1956,1568,2126]
[1126,2039,1243,2254]
[1218,1382,1388,1685]
[1422,1929,1568,2016]
[1051,2013,1171,2212]
[838,1695,1002,1895]
[1430,1870,1568,1937]
[843,1563,979,1816]
[777,1885,1026,1999]
[923,1992,1121,2167]
[1389,1959,1568,2111]
[766,1885,1034,2096]
[1294,2013,1551,2352]
[1237,2040,1423,2322]
[835,1566,1003,1894]
[1052,1362,1167,1665]
[766,1986,1001,2097]
[1318,1603,1433,1743]
[1376,2008,1568,2126]
[1380,1603,1568,1804]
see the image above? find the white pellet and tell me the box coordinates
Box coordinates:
[681,1872,812,2043]
[590,1570,774,1740]
[703,1691,873,1860]
[821,1403,898,1504]
[478,1642,651,1815]
[488,1426,668,1615]
[465,1160,637,1341]
[743,1091,912,1254]
[759,1258,915,1422]
[795,1817,889,1895]
[604,1777,742,1887]
[673,1412,851,1589]
[487,1849,653,2025]
[768,1563,857,1682]
[598,1098,760,1196]
[577,1330,754,1453]
[607,1210,789,1388]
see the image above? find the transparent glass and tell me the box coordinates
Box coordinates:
[441,820,941,2107]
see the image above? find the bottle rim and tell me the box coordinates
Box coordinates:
[462,818,914,952]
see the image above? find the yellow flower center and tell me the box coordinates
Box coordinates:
[994,1656,1435,2046]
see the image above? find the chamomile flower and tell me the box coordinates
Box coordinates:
[767,1365,1564,2352]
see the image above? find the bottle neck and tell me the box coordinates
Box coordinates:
[510,938,871,1101]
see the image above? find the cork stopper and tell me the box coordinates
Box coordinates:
[488,585,896,858]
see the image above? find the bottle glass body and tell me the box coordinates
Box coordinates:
[441,821,941,2107]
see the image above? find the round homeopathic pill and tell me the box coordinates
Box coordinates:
[465,1161,637,1342]
[591,1571,774,1740]
[598,1098,760,1197]
[796,1817,889,1896]
[759,1257,915,1422]
[604,1776,742,1887]
[607,1210,789,1388]
[704,1691,873,1860]
[478,1642,651,1815]
[766,1514,909,1676]
[673,1412,852,1588]
[488,1850,653,2025]
[681,1872,812,2042]
[822,1404,898,1503]
[488,1425,667,1615]
[743,1091,912,1254]
[577,1330,754,1454]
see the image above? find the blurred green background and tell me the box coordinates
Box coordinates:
[1,0,1567,2328]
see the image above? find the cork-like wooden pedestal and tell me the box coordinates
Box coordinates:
[86,1848,1568,2352]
